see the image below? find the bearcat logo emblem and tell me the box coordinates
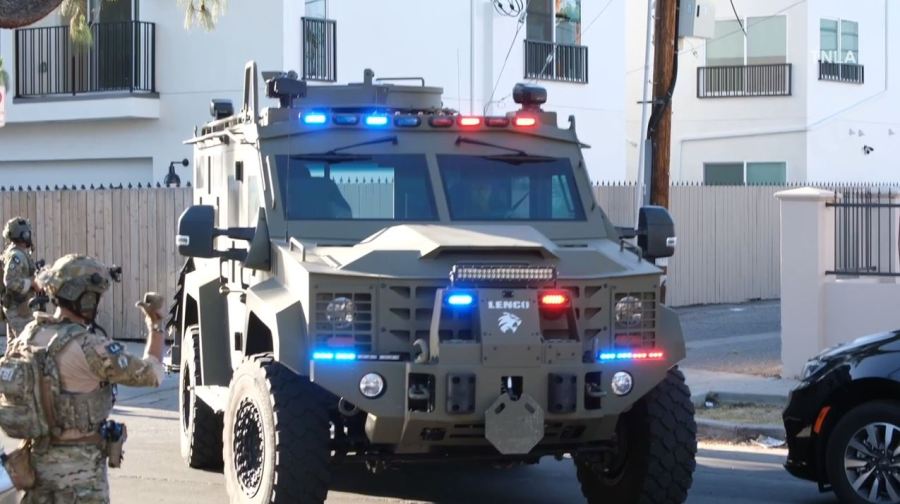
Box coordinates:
[498,312,523,334]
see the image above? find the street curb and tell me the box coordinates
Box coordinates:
[691,392,787,408]
[696,417,786,442]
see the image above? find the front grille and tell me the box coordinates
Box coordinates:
[314,291,373,352]
[381,284,475,352]
[613,292,657,348]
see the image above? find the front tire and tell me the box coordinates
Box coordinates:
[575,368,697,504]
[826,401,900,504]
[179,324,224,469]
[223,354,330,504]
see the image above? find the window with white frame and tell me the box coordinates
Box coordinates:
[703,162,787,186]
[821,19,859,64]
[706,16,787,67]
[524,0,587,83]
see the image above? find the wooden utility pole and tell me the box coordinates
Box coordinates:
[648,0,679,209]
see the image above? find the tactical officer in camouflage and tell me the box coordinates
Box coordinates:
[1,217,37,345]
[11,254,165,503]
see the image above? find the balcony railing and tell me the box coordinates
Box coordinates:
[524,39,589,84]
[15,21,155,99]
[819,61,865,84]
[697,63,792,98]
[302,17,337,82]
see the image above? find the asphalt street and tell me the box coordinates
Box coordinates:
[0,371,833,504]
[677,300,783,377]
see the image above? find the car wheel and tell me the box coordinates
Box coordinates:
[826,401,900,504]
[223,353,330,504]
[575,367,698,504]
[179,324,224,469]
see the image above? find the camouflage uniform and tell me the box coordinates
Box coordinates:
[14,255,164,504]
[1,218,37,342]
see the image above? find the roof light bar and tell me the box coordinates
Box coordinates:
[333,114,360,125]
[598,351,665,362]
[514,116,538,128]
[429,116,454,128]
[302,112,328,125]
[458,116,483,127]
[395,116,422,127]
[365,114,389,127]
[486,117,511,128]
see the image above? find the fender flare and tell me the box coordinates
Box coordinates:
[244,278,310,375]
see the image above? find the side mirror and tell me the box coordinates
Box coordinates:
[176,205,255,261]
[637,206,676,260]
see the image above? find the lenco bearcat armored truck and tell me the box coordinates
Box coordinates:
[170,62,697,504]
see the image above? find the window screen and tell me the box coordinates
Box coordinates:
[526,0,554,41]
[820,19,839,62]
[841,20,859,63]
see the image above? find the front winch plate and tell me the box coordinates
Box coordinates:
[484,392,544,455]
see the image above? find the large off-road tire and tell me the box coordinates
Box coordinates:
[179,324,224,469]
[223,354,330,504]
[825,401,900,504]
[575,368,697,504]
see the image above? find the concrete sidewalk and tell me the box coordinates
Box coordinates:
[682,367,799,399]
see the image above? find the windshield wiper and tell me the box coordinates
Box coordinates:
[290,136,398,163]
[456,136,527,155]
[326,136,398,155]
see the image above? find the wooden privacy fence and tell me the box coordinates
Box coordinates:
[594,184,784,307]
[0,183,834,339]
[0,186,192,340]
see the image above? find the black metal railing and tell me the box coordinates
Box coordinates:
[302,17,336,82]
[524,39,588,83]
[697,63,792,98]
[15,21,155,98]
[827,188,900,277]
[819,61,865,84]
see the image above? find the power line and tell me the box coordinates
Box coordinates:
[583,0,617,35]
[729,0,747,35]
[484,0,531,115]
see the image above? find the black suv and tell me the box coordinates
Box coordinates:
[783,331,900,504]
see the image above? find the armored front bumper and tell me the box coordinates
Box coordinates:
[311,358,674,454]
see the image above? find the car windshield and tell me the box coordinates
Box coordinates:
[438,155,586,221]
[274,154,438,220]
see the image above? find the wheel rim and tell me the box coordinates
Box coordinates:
[233,398,265,498]
[843,422,900,503]
[180,365,191,433]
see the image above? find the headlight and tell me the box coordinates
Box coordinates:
[615,296,643,327]
[326,297,356,328]
[611,371,634,396]
[359,373,386,398]
[801,358,827,380]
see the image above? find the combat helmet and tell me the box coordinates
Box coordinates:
[36,254,117,321]
[2,217,32,246]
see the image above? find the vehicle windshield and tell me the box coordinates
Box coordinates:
[438,155,586,221]
[274,154,438,220]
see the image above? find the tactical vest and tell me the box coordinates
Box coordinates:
[0,246,36,309]
[0,321,114,440]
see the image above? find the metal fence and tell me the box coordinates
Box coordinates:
[819,61,865,84]
[697,63,792,98]
[15,21,156,98]
[301,17,337,82]
[827,187,900,277]
[523,39,588,83]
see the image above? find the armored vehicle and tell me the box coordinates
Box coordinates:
[171,62,697,504]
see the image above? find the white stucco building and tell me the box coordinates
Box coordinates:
[0,0,626,187]
[627,0,899,184]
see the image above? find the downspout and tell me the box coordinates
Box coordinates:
[678,0,891,181]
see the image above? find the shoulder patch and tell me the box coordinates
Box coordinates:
[106,342,124,355]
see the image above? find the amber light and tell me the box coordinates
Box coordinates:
[813,406,832,434]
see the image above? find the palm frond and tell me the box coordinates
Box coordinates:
[0,57,8,90]
[179,0,226,31]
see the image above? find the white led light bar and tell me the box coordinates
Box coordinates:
[450,264,557,285]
